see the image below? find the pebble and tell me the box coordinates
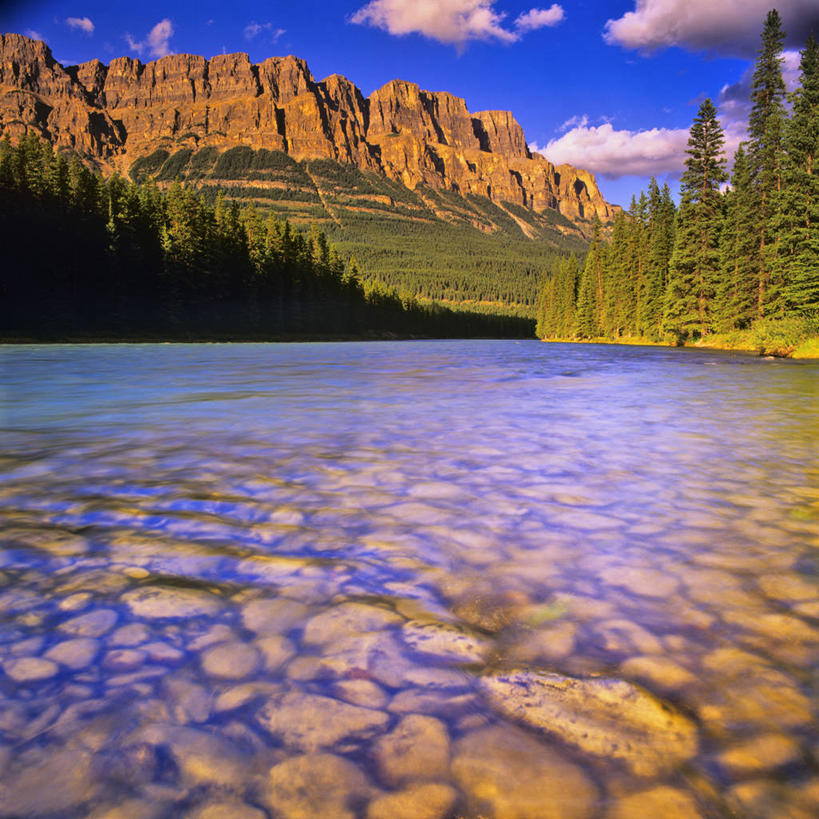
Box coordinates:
[201,641,261,680]
[263,753,372,819]
[110,623,152,646]
[59,609,118,637]
[58,592,92,612]
[256,635,295,672]
[479,670,698,776]
[241,596,310,635]
[719,733,802,775]
[122,586,222,619]
[45,638,100,670]
[302,602,403,646]
[103,649,147,672]
[602,566,680,597]
[401,619,488,664]
[185,801,267,819]
[373,714,450,787]
[367,783,457,819]
[4,656,60,682]
[607,786,703,818]
[332,679,389,709]
[620,655,697,691]
[256,692,389,752]
[452,723,597,819]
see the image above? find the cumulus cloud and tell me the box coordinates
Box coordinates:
[351,0,564,46]
[534,120,691,179]
[244,22,286,41]
[25,29,44,41]
[604,0,819,57]
[515,5,565,32]
[126,19,175,59]
[66,17,94,35]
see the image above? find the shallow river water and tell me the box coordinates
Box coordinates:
[0,340,817,818]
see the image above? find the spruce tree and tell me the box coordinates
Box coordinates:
[641,182,675,338]
[747,8,787,316]
[663,98,727,340]
[575,218,605,338]
[777,35,819,314]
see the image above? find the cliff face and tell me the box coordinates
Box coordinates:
[0,33,617,224]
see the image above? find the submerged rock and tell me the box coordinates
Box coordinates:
[452,723,598,819]
[401,620,488,664]
[59,608,118,637]
[240,596,310,635]
[302,602,403,646]
[262,753,372,818]
[3,656,59,682]
[122,586,222,619]
[256,692,389,752]
[366,783,457,819]
[478,670,698,776]
[373,714,450,787]
[200,641,261,680]
[607,786,703,819]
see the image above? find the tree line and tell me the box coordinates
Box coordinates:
[536,10,818,351]
[0,135,532,340]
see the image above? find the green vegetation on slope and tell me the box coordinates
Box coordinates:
[0,134,532,340]
[129,146,588,315]
[536,12,819,357]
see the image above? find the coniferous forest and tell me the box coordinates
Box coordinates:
[0,136,532,340]
[536,11,819,356]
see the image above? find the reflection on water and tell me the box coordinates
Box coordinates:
[0,341,817,817]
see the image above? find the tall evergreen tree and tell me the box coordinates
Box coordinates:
[777,34,819,314]
[641,181,675,338]
[747,8,787,316]
[663,98,727,339]
[575,217,605,338]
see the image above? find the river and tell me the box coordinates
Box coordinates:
[0,341,817,817]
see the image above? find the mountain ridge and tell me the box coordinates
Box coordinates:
[0,32,617,228]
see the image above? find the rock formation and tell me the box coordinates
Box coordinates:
[0,32,617,223]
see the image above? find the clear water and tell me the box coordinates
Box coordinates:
[0,341,817,818]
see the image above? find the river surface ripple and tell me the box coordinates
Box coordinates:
[0,340,817,818]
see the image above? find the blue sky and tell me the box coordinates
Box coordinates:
[3,1,818,207]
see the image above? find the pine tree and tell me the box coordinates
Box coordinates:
[641,182,675,338]
[747,8,787,316]
[663,98,727,340]
[575,218,605,338]
[777,35,819,314]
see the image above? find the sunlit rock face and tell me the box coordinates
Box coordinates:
[0,33,618,225]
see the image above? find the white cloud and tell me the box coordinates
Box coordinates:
[604,0,819,57]
[535,120,691,178]
[25,29,44,41]
[515,5,564,32]
[66,16,94,35]
[126,19,174,59]
[244,22,286,42]
[351,0,564,46]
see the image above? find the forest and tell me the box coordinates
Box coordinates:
[536,11,819,357]
[0,136,533,341]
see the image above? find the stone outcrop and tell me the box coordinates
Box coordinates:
[0,32,617,223]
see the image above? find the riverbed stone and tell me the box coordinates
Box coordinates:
[508,621,577,663]
[388,689,479,719]
[201,641,261,680]
[186,801,267,819]
[602,566,680,598]
[59,608,118,637]
[0,748,95,815]
[214,682,281,713]
[758,572,817,602]
[302,602,403,646]
[620,655,697,691]
[256,692,389,752]
[452,723,598,819]
[478,671,698,776]
[256,635,295,672]
[45,637,100,670]
[373,714,450,787]
[606,786,703,819]
[595,619,664,655]
[262,753,372,818]
[111,623,152,646]
[241,596,310,635]
[3,656,59,682]
[401,619,488,664]
[164,677,212,723]
[719,733,802,776]
[367,783,457,819]
[453,591,527,632]
[122,586,222,619]
[333,678,389,709]
[103,648,147,672]
[142,641,185,664]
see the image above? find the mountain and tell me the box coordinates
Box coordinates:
[0,32,618,313]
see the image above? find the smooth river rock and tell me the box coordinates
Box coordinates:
[401,619,488,664]
[255,692,389,752]
[452,723,598,819]
[263,753,372,818]
[3,656,59,682]
[58,608,118,637]
[302,602,403,646]
[367,783,457,819]
[373,714,450,787]
[122,586,222,619]
[240,596,310,635]
[201,641,261,680]
[478,671,698,776]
